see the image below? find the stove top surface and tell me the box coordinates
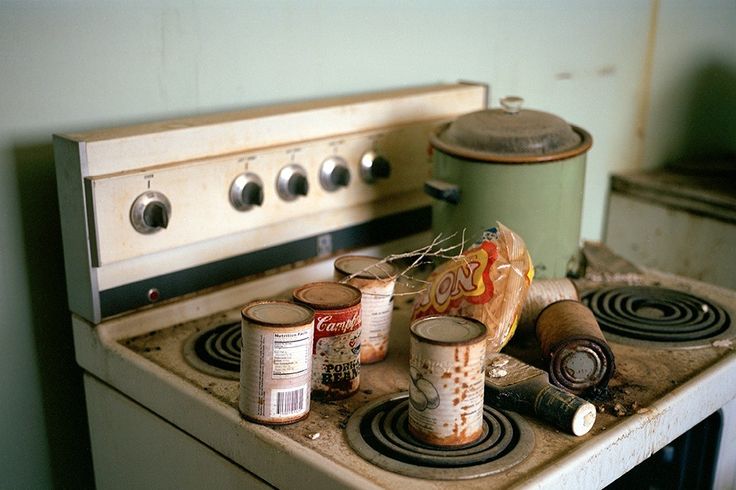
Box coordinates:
[115,255,736,488]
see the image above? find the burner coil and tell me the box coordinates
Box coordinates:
[582,286,731,345]
[345,392,534,480]
[183,322,241,379]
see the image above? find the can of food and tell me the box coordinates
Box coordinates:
[334,256,398,364]
[536,299,615,395]
[293,282,362,400]
[518,278,579,337]
[239,300,314,425]
[408,315,487,446]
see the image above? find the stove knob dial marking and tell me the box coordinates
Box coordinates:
[130,191,172,234]
[320,156,351,192]
[360,151,391,183]
[230,173,264,211]
[277,164,309,201]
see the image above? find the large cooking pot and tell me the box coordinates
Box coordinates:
[425,96,592,278]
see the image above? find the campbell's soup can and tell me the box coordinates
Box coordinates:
[334,256,398,364]
[408,315,487,446]
[293,282,362,401]
[239,300,314,425]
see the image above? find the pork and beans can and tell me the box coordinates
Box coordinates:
[408,315,487,446]
[334,255,398,364]
[293,282,362,400]
[239,300,314,425]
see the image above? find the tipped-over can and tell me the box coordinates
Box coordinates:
[536,299,616,395]
[485,353,597,436]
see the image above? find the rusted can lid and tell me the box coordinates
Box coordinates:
[430,96,592,163]
[241,300,314,327]
[293,282,361,309]
[334,256,398,280]
[411,315,487,346]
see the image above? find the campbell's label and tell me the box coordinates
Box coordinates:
[311,304,362,400]
[413,240,498,317]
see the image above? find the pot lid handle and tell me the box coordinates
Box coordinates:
[500,96,524,114]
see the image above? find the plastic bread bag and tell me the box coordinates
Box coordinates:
[411,223,534,355]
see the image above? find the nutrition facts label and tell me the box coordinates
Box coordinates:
[272,331,311,379]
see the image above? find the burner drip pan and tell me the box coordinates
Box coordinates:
[583,286,733,348]
[183,323,241,379]
[345,392,534,480]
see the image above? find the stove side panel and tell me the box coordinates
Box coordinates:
[83,374,274,490]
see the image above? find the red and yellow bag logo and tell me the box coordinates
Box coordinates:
[413,240,498,317]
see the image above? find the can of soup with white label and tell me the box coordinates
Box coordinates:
[408,315,487,446]
[334,255,398,364]
[293,282,362,401]
[239,300,314,425]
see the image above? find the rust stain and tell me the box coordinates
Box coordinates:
[597,65,617,77]
[633,0,661,168]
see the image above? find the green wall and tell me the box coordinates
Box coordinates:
[1,1,734,487]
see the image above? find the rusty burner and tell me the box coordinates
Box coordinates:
[345,392,534,480]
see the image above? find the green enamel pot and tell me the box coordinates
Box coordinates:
[425,97,592,278]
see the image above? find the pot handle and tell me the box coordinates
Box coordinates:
[424,179,460,205]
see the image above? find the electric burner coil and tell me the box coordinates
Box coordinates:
[345,392,534,480]
[582,286,732,348]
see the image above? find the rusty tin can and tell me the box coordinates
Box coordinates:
[536,299,616,395]
[239,300,314,425]
[334,255,398,364]
[518,278,579,337]
[408,315,487,446]
[293,282,362,400]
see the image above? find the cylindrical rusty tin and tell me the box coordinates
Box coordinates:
[536,299,615,395]
[334,255,398,364]
[293,282,362,400]
[239,300,314,425]
[408,315,487,446]
[518,278,579,337]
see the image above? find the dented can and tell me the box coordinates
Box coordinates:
[334,255,398,364]
[293,282,362,400]
[408,315,487,446]
[239,300,314,425]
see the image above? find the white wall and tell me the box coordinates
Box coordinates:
[1,1,733,487]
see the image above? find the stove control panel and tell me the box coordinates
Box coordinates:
[55,83,487,322]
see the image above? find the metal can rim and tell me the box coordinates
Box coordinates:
[293,281,362,309]
[334,255,399,280]
[241,300,314,328]
[410,315,487,346]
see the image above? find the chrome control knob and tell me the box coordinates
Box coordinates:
[277,164,309,201]
[130,191,172,234]
[360,151,391,183]
[230,173,264,211]
[320,156,351,192]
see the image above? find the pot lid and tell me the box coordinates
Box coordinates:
[431,96,592,163]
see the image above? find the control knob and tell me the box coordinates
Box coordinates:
[277,164,309,201]
[230,173,264,211]
[360,151,391,183]
[319,156,351,192]
[130,191,172,234]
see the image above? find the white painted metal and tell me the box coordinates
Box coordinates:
[74,250,736,489]
[54,83,488,323]
[605,173,736,290]
[84,375,272,490]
